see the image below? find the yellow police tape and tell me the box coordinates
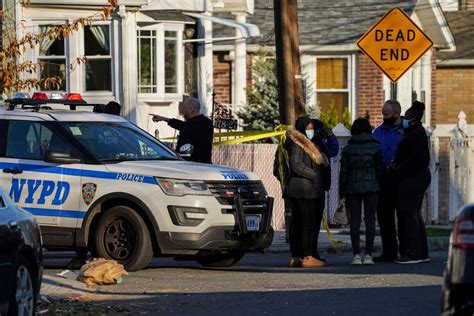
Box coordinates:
[160,125,342,245]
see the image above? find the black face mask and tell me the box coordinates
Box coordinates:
[383,116,397,126]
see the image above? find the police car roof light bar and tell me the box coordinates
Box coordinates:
[32,92,49,100]
[6,94,121,115]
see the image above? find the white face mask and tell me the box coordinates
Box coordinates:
[305,129,314,139]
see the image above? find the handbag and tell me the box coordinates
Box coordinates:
[333,198,350,226]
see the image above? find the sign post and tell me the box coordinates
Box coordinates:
[357,7,433,87]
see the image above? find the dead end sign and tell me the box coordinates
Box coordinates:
[357,7,433,82]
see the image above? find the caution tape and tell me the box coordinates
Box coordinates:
[322,214,343,244]
[213,129,287,146]
[159,128,287,144]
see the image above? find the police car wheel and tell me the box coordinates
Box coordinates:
[92,206,153,271]
[196,251,245,268]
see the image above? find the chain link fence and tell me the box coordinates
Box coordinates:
[213,144,286,229]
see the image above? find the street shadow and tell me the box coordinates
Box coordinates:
[38,285,443,316]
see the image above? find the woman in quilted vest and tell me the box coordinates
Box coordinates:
[339,118,383,265]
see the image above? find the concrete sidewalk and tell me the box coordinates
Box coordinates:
[267,229,450,253]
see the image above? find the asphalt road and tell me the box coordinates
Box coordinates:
[40,250,447,315]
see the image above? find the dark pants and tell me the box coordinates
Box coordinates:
[397,168,431,260]
[289,198,325,258]
[347,193,378,255]
[377,175,399,259]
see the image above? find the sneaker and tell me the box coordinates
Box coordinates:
[373,255,397,263]
[288,258,302,268]
[395,257,423,264]
[351,254,362,266]
[363,254,374,265]
[302,257,326,268]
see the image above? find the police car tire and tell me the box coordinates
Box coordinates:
[195,251,245,268]
[92,206,153,271]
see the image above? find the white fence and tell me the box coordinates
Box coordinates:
[430,111,474,222]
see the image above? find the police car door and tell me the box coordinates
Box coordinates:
[0,116,83,237]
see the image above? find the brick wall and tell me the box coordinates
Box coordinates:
[213,52,232,104]
[466,0,474,10]
[435,68,474,124]
[213,51,254,107]
[357,52,385,126]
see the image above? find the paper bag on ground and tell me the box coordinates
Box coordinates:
[78,258,128,286]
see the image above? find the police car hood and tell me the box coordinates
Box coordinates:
[105,160,259,181]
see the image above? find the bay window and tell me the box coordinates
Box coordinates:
[36,21,114,95]
[38,25,67,91]
[84,25,112,92]
[137,24,183,100]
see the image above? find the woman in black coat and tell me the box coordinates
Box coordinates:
[391,101,431,264]
[285,116,329,268]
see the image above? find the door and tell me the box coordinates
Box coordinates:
[0,118,83,232]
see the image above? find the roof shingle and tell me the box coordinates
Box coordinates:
[214,0,417,46]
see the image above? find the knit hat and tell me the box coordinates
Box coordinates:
[406,101,425,122]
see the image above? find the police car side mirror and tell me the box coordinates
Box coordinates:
[44,149,81,164]
[178,144,194,158]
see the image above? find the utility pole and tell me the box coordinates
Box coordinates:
[288,0,305,118]
[274,0,294,125]
[274,0,305,125]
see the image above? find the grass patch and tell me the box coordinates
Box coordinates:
[336,227,451,237]
[426,227,451,237]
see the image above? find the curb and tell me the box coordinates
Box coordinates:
[266,237,450,254]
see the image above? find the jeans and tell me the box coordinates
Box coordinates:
[347,193,378,255]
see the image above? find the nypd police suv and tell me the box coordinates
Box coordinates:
[0,93,273,271]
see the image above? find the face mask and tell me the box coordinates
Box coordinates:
[305,129,314,139]
[383,116,397,126]
[402,119,410,129]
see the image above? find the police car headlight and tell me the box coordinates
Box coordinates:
[155,178,212,196]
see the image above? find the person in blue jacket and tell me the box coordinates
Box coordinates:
[372,100,404,262]
[312,119,340,193]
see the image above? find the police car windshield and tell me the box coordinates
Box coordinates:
[61,122,178,162]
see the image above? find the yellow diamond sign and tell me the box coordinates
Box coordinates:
[357,7,433,82]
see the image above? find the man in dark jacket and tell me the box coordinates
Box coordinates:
[392,101,431,264]
[152,98,213,163]
[372,100,404,262]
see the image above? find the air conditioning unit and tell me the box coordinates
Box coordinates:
[210,0,254,14]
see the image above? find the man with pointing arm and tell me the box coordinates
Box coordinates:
[151,98,213,164]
